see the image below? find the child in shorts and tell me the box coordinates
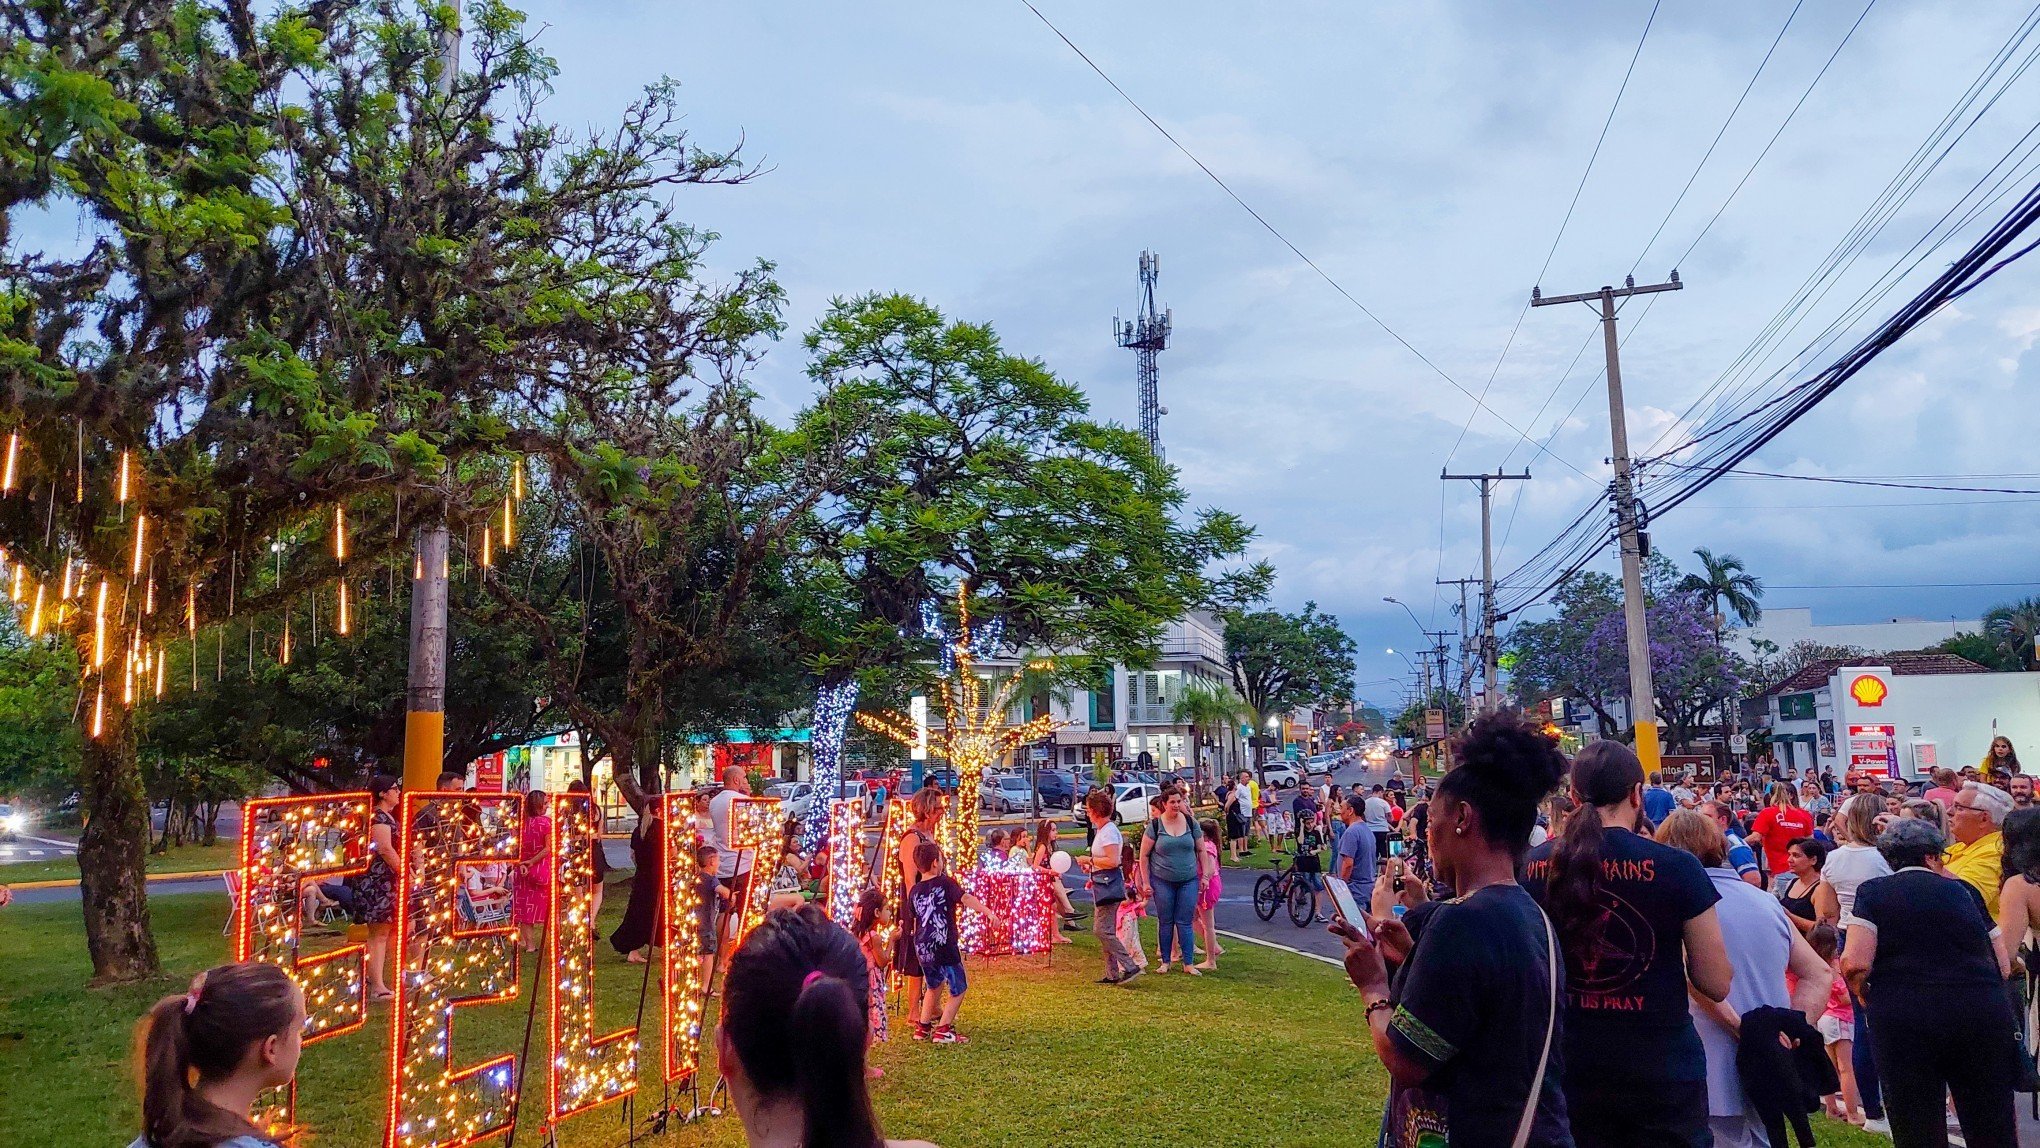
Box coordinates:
[908,841,1000,1044]
[1809,924,1862,1125]
[1115,847,1149,970]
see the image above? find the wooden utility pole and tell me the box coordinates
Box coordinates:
[1441,470,1529,714]
[404,3,461,792]
[1531,272,1682,773]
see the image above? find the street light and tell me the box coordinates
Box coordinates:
[1383,596,1427,638]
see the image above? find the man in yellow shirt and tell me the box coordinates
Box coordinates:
[1946,781,2013,920]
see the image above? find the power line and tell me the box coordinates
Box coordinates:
[1016,0,1590,478]
[1766,581,2040,589]
[1658,463,2040,495]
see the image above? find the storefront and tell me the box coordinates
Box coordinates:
[1759,656,2040,781]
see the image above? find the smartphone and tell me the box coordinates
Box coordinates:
[1323,879,1370,939]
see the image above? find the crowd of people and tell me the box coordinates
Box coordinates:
[121,728,2040,1148]
[1333,718,2036,1148]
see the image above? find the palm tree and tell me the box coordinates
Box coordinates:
[1985,597,2040,671]
[1678,548,1764,640]
[1171,678,1251,799]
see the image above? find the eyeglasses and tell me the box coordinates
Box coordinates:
[1952,801,1986,815]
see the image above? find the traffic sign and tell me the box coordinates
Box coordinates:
[1424,709,1447,739]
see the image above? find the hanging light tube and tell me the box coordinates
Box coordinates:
[116,450,131,503]
[27,583,44,637]
[92,580,108,667]
[1,430,18,494]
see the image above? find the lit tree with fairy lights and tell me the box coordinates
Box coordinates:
[856,587,1061,867]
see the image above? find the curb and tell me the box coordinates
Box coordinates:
[7,868,231,891]
[1214,928,1344,968]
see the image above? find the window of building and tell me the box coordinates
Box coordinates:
[1090,669,1116,730]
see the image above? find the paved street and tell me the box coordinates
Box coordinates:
[0,833,78,865]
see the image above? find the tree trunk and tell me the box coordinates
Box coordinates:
[78,703,161,983]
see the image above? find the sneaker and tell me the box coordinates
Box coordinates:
[1116,968,1143,987]
[1313,914,1330,924]
[931,1026,969,1044]
[1861,1117,1890,1136]
[1095,975,1120,984]
[912,1023,931,1042]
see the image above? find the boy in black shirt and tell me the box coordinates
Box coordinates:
[908,841,1001,1044]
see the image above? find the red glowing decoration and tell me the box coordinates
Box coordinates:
[385,793,522,1148]
[547,793,638,1120]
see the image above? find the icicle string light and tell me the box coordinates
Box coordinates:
[116,449,131,503]
[547,794,637,1119]
[1,430,17,493]
[131,513,147,578]
[26,582,43,638]
[385,793,521,1148]
[500,495,514,550]
[334,505,347,562]
[92,580,108,667]
[336,580,350,636]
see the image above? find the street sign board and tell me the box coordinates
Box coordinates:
[1728,733,1748,755]
[1424,709,1447,739]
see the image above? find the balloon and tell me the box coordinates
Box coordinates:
[1049,850,1073,874]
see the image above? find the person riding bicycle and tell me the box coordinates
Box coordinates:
[1295,809,1329,924]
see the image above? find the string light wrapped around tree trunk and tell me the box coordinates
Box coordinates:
[797,679,859,852]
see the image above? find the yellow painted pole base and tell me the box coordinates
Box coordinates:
[403,709,445,793]
[1633,721,1663,777]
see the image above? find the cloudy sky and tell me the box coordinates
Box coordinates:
[495,3,2040,703]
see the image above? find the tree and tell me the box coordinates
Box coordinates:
[1984,597,2040,671]
[1505,572,1625,737]
[1221,602,1358,729]
[1170,677,1250,795]
[0,0,773,980]
[0,611,80,807]
[1582,590,1741,751]
[1759,640,1872,691]
[1392,688,1467,739]
[1678,548,1764,638]
[1934,631,2025,672]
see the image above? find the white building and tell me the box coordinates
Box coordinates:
[1755,652,2038,780]
[1728,607,1978,661]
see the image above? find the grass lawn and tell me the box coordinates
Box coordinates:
[0,891,1883,1147]
[0,839,237,885]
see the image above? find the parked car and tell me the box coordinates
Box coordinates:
[1303,753,1340,776]
[1260,762,1304,789]
[765,782,814,820]
[1111,782,1160,826]
[1112,769,1160,787]
[923,768,961,793]
[0,803,18,841]
[1032,769,1075,809]
[980,773,1035,815]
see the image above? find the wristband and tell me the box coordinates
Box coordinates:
[1364,997,1395,1022]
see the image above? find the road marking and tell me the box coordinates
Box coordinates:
[1214,928,1343,968]
[20,834,78,850]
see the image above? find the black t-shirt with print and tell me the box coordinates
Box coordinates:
[1384,884,1574,1148]
[908,874,965,970]
[1522,826,1720,1083]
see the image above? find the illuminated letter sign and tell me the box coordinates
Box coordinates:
[660,793,711,1083]
[1849,674,1889,707]
[724,796,787,950]
[237,792,371,1128]
[386,793,521,1148]
[547,793,638,1119]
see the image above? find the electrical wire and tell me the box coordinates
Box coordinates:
[1017,0,1586,471]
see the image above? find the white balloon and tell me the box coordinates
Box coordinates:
[1049,849,1073,874]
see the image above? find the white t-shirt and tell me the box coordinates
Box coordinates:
[1528,823,1550,849]
[1823,843,1893,927]
[708,789,751,879]
[1362,796,1393,833]
[1672,785,1697,807]
[1091,821,1125,867]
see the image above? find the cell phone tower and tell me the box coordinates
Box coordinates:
[1114,250,1171,459]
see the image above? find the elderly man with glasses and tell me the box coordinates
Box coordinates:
[1946,781,2014,918]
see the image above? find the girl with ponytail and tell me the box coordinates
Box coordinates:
[130,961,304,1148]
[717,904,935,1148]
[1523,740,1734,1148]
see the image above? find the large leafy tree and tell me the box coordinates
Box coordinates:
[1221,602,1358,727]
[0,0,770,979]
[793,293,1267,691]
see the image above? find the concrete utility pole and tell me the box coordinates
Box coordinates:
[1441,470,1530,714]
[404,2,461,792]
[1437,577,1479,699]
[1532,272,1683,773]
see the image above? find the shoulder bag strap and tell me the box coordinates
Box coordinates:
[1513,906,1561,1148]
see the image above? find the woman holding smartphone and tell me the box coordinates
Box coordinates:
[1332,712,1573,1148]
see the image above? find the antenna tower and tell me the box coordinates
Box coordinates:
[1114,251,1171,458]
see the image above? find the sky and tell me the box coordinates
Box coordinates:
[28,1,2039,712]
[497,0,2040,711]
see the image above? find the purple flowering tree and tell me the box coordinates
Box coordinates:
[1584,589,1742,751]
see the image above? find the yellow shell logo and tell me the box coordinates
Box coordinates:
[1849,675,1888,707]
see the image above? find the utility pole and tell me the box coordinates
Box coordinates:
[1532,271,1682,773]
[404,2,461,793]
[1437,577,1479,700]
[1441,470,1530,715]
[1115,251,1171,459]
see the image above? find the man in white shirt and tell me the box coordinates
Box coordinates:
[707,764,755,930]
[1361,785,1393,870]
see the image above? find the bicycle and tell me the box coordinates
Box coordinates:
[1252,854,1319,927]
